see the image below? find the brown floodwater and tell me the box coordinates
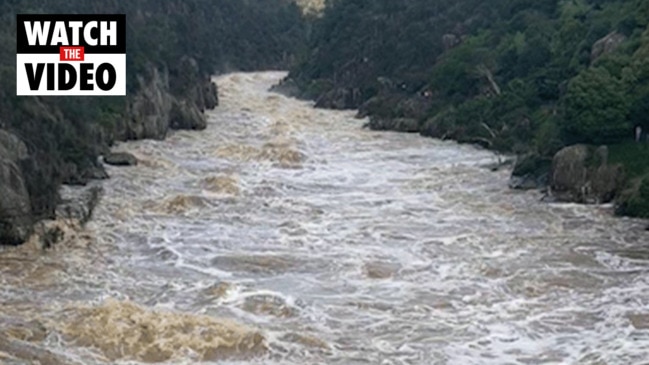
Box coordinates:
[1,72,649,364]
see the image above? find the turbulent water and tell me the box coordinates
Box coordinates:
[2,72,649,365]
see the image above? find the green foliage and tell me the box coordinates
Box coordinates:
[291,0,649,158]
[562,67,630,144]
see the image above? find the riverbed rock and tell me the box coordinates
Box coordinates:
[549,144,625,204]
[104,152,137,166]
[509,153,551,190]
[0,130,33,245]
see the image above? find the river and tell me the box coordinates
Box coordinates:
[2,71,649,365]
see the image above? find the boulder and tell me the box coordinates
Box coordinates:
[591,32,626,62]
[103,152,137,166]
[0,130,33,245]
[550,144,624,203]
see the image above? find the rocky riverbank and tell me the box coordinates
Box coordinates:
[283,0,649,218]
[0,58,218,247]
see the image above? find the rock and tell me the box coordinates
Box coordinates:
[122,66,172,140]
[315,87,362,110]
[83,165,109,180]
[395,96,432,121]
[442,33,461,50]
[367,116,420,133]
[203,80,219,110]
[0,130,29,161]
[509,153,552,190]
[169,99,206,131]
[550,144,625,204]
[0,130,33,245]
[357,95,400,119]
[270,78,300,98]
[591,31,626,62]
[103,152,137,166]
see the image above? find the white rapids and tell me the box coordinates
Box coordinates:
[2,71,649,364]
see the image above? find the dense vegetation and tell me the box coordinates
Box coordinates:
[0,0,306,244]
[288,0,649,216]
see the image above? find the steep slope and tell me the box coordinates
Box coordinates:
[287,0,649,216]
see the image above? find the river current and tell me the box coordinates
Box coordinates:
[2,72,649,365]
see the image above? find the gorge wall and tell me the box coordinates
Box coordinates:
[0,0,306,245]
[286,0,649,216]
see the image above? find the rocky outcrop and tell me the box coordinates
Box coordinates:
[442,33,461,50]
[0,58,220,246]
[315,87,363,109]
[169,99,206,131]
[168,56,217,130]
[549,144,625,204]
[203,81,219,110]
[269,78,301,98]
[365,117,420,133]
[104,152,138,166]
[0,130,32,245]
[591,31,626,62]
[509,153,551,190]
[118,59,219,141]
[122,67,173,141]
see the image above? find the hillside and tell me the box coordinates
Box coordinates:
[287,0,649,216]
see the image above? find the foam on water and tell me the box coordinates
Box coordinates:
[1,71,649,364]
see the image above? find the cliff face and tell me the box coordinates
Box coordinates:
[0,59,219,246]
[0,0,307,246]
[0,130,32,245]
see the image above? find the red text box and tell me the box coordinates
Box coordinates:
[59,47,85,61]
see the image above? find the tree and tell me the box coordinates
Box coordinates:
[562,67,630,144]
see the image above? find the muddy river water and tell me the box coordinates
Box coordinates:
[2,72,649,364]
